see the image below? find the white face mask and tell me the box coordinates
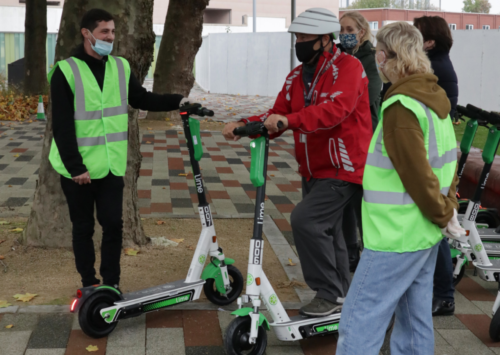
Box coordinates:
[376,50,390,84]
[87,30,113,56]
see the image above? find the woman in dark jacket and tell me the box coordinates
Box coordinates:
[415,15,459,316]
[338,11,382,271]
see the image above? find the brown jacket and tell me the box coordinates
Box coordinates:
[383,74,459,228]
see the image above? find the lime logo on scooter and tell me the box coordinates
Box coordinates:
[475,244,483,252]
[257,202,265,225]
[199,254,206,265]
[247,274,254,285]
[269,294,278,306]
[195,174,204,193]
[251,240,264,265]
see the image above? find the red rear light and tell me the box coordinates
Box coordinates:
[180,112,188,115]
[70,299,78,312]
[77,290,82,298]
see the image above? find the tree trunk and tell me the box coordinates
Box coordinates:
[24,0,47,95]
[146,0,209,121]
[23,0,155,248]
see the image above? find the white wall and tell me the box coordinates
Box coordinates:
[450,30,500,112]
[195,32,292,97]
[0,6,62,33]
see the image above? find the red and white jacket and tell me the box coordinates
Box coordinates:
[242,45,372,185]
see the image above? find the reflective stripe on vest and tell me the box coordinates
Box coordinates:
[364,99,456,205]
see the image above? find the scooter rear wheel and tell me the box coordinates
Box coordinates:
[490,309,500,341]
[451,257,465,286]
[79,291,120,338]
[204,265,244,306]
[224,316,267,355]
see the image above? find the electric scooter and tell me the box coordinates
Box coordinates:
[450,106,500,285]
[223,121,393,355]
[448,111,500,342]
[71,103,244,338]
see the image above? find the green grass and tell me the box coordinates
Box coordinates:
[454,122,500,155]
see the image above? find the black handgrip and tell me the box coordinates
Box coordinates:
[277,121,284,129]
[466,104,482,115]
[488,111,500,126]
[198,107,214,117]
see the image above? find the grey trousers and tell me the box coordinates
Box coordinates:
[291,178,361,303]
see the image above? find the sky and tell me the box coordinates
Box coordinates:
[339,0,500,14]
[438,0,500,14]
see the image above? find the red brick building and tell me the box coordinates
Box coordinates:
[339,8,500,31]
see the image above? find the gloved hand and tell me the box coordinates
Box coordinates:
[180,97,190,107]
[441,209,466,240]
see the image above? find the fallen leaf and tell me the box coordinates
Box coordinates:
[0,221,10,225]
[9,138,13,140]
[147,127,152,130]
[13,293,38,302]
[270,174,275,177]
[8,185,12,187]
[178,173,188,176]
[124,248,139,256]
[288,258,296,266]
[5,324,14,329]
[86,345,99,352]
[156,220,165,225]
[277,280,307,289]
[169,238,184,244]
[187,245,194,250]
[0,239,5,244]
[0,300,12,308]
[10,228,23,233]
[146,141,151,144]
[162,187,166,189]
[140,218,145,221]
[0,255,4,260]
[13,154,19,157]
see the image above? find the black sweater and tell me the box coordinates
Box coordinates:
[51,44,183,177]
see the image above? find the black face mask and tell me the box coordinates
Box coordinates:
[295,36,322,63]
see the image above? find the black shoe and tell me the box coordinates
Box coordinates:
[82,278,101,288]
[432,298,455,316]
[348,246,360,272]
[299,298,342,317]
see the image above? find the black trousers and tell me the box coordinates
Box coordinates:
[60,173,124,287]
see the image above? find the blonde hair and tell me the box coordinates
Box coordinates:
[376,21,433,79]
[340,11,374,54]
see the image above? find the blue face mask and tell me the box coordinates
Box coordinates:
[87,30,113,56]
[339,33,359,49]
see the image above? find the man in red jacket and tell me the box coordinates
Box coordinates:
[223,8,372,316]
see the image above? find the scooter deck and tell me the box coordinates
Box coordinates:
[475,258,500,282]
[115,279,205,306]
[479,228,500,241]
[271,313,341,340]
[481,243,500,256]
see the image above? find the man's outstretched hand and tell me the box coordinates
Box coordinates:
[72,171,91,185]
[264,114,288,133]
[222,121,245,141]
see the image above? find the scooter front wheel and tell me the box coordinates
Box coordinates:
[79,291,120,338]
[204,265,244,306]
[224,316,267,355]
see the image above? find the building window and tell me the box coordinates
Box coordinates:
[369,21,379,30]
[483,25,490,30]
[203,9,232,25]
[449,24,456,30]
[466,24,474,30]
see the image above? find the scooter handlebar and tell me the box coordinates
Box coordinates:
[233,121,284,137]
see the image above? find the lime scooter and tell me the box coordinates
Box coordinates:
[448,109,500,341]
[448,110,500,323]
[71,103,244,338]
[222,121,399,354]
[450,106,500,285]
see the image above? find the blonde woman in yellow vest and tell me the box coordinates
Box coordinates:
[50,9,187,290]
[337,22,463,355]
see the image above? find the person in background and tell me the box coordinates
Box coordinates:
[337,22,461,354]
[338,11,383,271]
[414,15,460,316]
